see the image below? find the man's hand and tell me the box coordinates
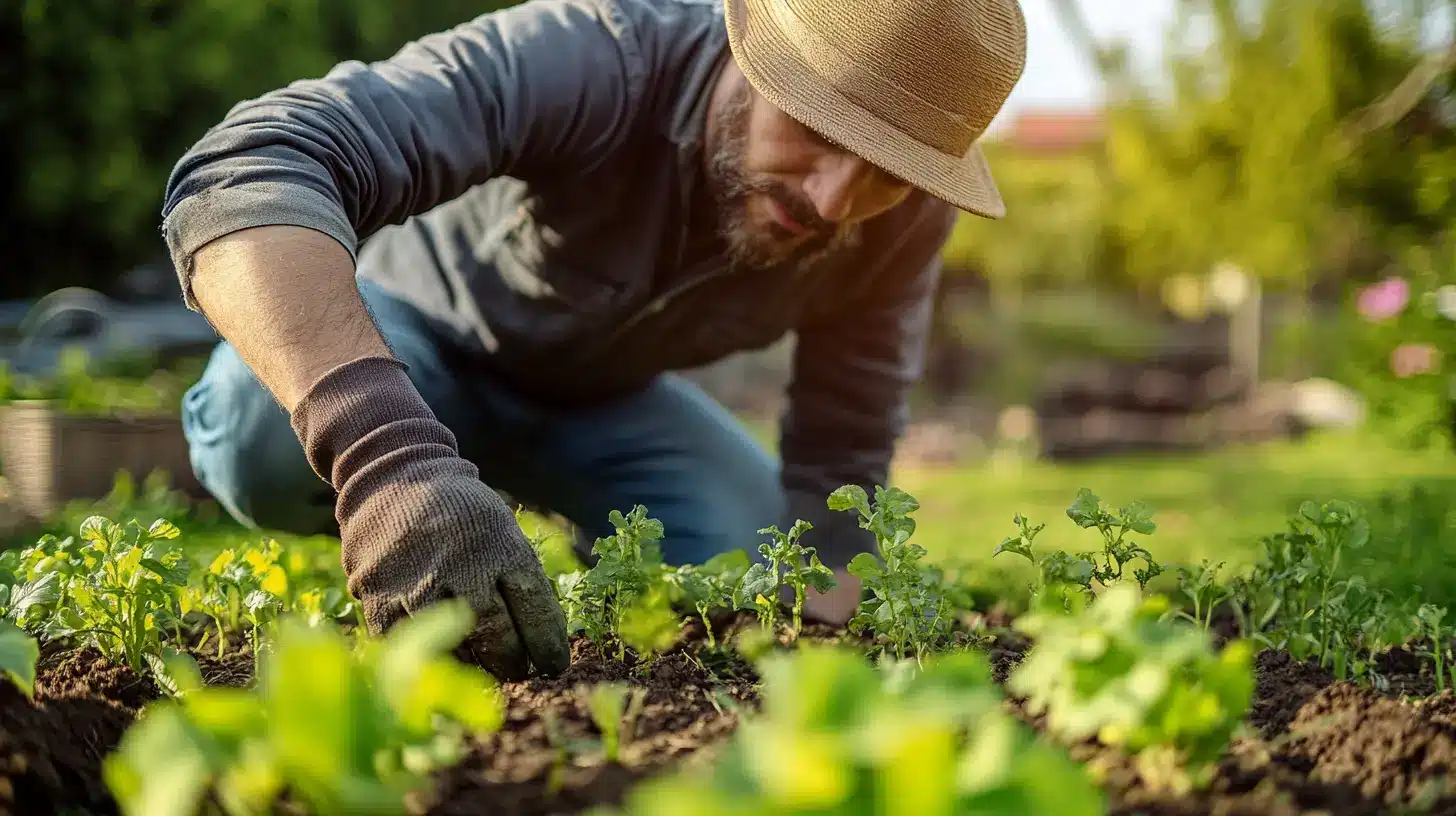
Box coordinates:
[801,570,862,628]
[291,355,571,681]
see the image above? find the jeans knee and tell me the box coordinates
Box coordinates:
[181,343,334,534]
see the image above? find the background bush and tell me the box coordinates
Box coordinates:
[5,0,519,299]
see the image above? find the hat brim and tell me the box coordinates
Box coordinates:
[723,0,1006,219]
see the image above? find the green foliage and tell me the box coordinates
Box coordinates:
[9,0,523,296]
[1009,585,1256,793]
[584,683,647,765]
[1338,234,1456,452]
[180,544,288,658]
[103,599,504,816]
[942,147,1110,290]
[1233,499,1385,679]
[1102,0,1443,288]
[0,349,199,417]
[733,520,836,639]
[17,516,191,675]
[994,489,1164,609]
[558,506,675,662]
[663,551,747,649]
[605,645,1105,816]
[831,485,955,663]
[0,621,41,699]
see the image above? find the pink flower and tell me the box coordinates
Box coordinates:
[1391,343,1440,378]
[1358,277,1410,321]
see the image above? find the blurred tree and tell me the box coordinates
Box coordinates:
[5,0,521,299]
[942,144,1109,311]
[1093,0,1456,293]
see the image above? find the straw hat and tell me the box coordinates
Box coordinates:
[723,0,1027,219]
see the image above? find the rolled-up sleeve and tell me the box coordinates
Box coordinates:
[778,199,957,568]
[160,0,643,309]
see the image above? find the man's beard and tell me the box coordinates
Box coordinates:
[704,84,860,271]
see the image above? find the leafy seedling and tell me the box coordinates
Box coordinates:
[104,599,505,816]
[734,520,835,639]
[830,485,952,663]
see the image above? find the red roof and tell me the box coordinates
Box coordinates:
[1003,109,1104,153]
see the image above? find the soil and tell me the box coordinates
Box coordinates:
[7,619,1456,815]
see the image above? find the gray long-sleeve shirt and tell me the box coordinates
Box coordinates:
[159,0,958,565]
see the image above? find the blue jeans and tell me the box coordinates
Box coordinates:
[180,278,785,566]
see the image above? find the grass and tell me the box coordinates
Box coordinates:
[6,428,1453,611]
[896,429,1456,606]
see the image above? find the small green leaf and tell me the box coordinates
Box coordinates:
[735,563,775,609]
[846,553,884,581]
[141,558,188,586]
[79,516,123,546]
[147,520,182,541]
[9,572,60,616]
[102,704,215,816]
[826,485,871,516]
[0,621,38,698]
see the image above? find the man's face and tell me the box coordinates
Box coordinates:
[705,72,915,270]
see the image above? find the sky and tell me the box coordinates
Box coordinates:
[991,0,1176,128]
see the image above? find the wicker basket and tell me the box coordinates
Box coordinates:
[0,401,205,520]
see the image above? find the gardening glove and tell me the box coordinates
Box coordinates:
[289,355,570,681]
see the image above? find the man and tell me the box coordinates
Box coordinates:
[164,0,1026,681]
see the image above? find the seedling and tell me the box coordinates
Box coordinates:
[0,620,39,699]
[26,516,191,677]
[733,520,836,639]
[1009,584,1255,794]
[558,506,673,662]
[1065,489,1164,590]
[994,512,1097,604]
[609,645,1105,814]
[585,683,648,764]
[1416,604,1454,693]
[103,599,505,816]
[829,485,954,663]
[182,543,288,658]
[664,553,743,648]
[1174,560,1234,634]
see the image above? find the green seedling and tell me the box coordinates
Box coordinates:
[103,599,505,816]
[994,512,1097,606]
[0,620,39,699]
[605,645,1104,815]
[664,559,736,649]
[829,485,951,663]
[25,516,191,677]
[733,520,836,639]
[1174,560,1234,634]
[1416,604,1454,693]
[558,506,673,662]
[1065,488,1164,590]
[585,683,648,764]
[1240,499,1373,676]
[181,543,288,658]
[1009,584,1255,794]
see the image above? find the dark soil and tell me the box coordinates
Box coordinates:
[418,636,759,816]
[8,622,1456,816]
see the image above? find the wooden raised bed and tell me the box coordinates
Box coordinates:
[0,400,205,520]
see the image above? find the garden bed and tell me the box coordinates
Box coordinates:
[7,615,1456,815]
[3,486,1456,815]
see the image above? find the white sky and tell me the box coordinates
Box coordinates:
[992,0,1176,127]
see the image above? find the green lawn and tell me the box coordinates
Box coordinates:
[894,429,1456,606]
[9,428,1454,610]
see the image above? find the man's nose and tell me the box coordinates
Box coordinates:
[803,156,873,224]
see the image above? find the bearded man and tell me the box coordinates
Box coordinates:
[163,0,1027,680]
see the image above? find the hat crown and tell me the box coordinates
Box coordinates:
[764,0,1027,155]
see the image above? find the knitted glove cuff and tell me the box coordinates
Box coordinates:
[288,355,459,490]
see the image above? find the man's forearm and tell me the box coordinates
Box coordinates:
[190,225,394,412]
